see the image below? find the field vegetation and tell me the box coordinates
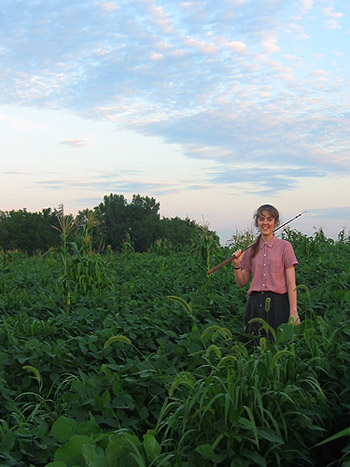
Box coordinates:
[0,213,350,466]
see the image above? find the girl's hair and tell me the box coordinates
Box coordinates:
[250,204,280,258]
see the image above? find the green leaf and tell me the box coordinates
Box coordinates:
[241,448,266,467]
[314,427,350,447]
[106,433,142,467]
[257,427,284,445]
[195,444,215,460]
[77,414,102,437]
[54,435,93,466]
[101,389,111,405]
[143,430,161,459]
[0,429,16,453]
[51,416,77,444]
[82,444,110,467]
[45,462,67,467]
[277,322,300,342]
[271,350,294,370]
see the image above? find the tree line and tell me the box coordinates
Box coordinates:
[0,193,214,254]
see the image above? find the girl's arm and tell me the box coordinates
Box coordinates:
[286,265,300,324]
[232,249,251,287]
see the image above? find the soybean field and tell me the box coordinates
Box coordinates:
[0,227,350,466]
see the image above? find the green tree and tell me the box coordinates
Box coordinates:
[127,195,160,251]
[96,194,129,250]
[159,216,199,249]
[0,208,60,254]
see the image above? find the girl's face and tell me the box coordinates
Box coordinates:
[257,210,278,237]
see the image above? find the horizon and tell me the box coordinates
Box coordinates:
[1,195,346,247]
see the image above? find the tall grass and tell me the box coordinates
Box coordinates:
[155,321,333,466]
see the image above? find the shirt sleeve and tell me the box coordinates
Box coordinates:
[283,241,298,269]
[240,248,252,273]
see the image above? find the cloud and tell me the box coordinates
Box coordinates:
[307,206,350,221]
[33,173,184,196]
[207,165,325,195]
[261,36,280,54]
[322,7,343,30]
[310,69,329,77]
[4,170,32,175]
[324,19,342,30]
[225,40,248,54]
[60,139,88,148]
[184,38,219,54]
[149,52,163,61]
[100,2,118,12]
[299,0,314,15]
[1,0,349,208]
[322,7,343,19]
[288,23,310,40]
[148,4,174,34]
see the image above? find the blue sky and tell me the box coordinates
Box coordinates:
[1,0,350,243]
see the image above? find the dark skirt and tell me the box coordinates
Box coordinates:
[244,291,289,338]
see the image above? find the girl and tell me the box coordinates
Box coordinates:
[232,205,300,339]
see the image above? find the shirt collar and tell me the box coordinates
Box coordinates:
[259,235,277,248]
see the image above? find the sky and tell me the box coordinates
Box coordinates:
[1,0,350,244]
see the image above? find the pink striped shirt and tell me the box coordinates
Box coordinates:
[240,236,298,295]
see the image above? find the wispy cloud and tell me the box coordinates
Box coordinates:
[308,206,350,221]
[60,139,88,148]
[322,7,343,30]
[1,0,350,237]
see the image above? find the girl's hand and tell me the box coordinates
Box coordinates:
[232,249,243,269]
[290,313,301,325]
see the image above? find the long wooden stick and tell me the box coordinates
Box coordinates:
[207,255,237,275]
[207,211,306,275]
